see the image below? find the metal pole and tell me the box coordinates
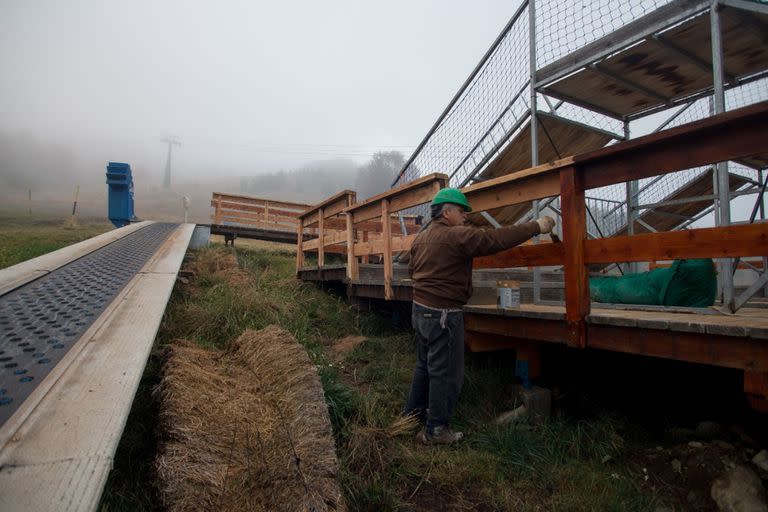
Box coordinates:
[624,120,638,274]
[760,168,768,297]
[711,0,735,310]
[529,0,542,304]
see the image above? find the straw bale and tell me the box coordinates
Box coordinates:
[156,326,346,512]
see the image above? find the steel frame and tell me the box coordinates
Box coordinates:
[392,0,768,312]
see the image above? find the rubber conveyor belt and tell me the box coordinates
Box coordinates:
[0,223,178,426]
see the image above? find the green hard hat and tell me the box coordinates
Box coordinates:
[431,187,472,212]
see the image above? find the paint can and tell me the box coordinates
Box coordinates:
[497,280,520,308]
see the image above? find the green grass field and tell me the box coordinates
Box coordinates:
[0,216,113,269]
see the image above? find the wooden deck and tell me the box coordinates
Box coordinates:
[0,223,194,511]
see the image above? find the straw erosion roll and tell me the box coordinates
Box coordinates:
[155,325,346,512]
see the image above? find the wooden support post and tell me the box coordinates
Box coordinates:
[296,217,304,272]
[560,167,589,348]
[382,199,393,300]
[744,370,768,414]
[214,197,222,224]
[318,207,325,267]
[515,343,542,380]
[362,231,369,264]
[264,200,270,222]
[346,213,359,280]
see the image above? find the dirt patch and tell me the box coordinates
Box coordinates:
[633,440,765,511]
[155,325,346,512]
[330,335,367,360]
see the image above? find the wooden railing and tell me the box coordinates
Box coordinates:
[468,101,768,346]
[343,173,449,299]
[211,192,309,232]
[296,190,357,270]
[296,188,424,274]
[295,102,768,346]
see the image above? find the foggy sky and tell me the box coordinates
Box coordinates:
[0,0,519,185]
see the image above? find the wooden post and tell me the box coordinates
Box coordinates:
[560,166,589,348]
[214,197,222,224]
[318,207,325,267]
[264,200,270,223]
[382,199,393,300]
[744,370,768,413]
[346,213,359,280]
[296,217,305,273]
[362,230,369,264]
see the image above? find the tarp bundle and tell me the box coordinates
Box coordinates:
[590,259,717,307]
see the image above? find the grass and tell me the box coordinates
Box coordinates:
[98,243,664,511]
[0,222,664,510]
[0,216,113,269]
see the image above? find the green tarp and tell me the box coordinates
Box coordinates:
[589,259,717,307]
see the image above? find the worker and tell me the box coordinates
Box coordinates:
[403,187,555,444]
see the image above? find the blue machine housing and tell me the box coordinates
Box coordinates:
[106,162,138,228]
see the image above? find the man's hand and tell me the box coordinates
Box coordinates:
[536,216,556,234]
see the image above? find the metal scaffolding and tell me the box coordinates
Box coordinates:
[393,0,768,312]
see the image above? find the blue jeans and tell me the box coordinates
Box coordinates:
[404,302,464,432]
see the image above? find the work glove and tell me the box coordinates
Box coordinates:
[535,216,556,234]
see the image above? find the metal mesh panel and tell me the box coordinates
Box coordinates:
[395,6,531,191]
[395,0,766,233]
[535,0,672,69]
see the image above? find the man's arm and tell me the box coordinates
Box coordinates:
[453,217,555,258]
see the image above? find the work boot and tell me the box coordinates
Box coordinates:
[420,426,463,445]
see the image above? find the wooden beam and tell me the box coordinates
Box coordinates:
[318,207,325,267]
[213,197,222,224]
[323,230,348,247]
[578,102,768,190]
[211,199,301,219]
[382,199,393,300]
[213,210,299,225]
[462,170,561,212]
[209,200,304,218]
[584,223,768,264]
[347,173,448,224]
[464,315,569,344]
[744,371,768,414]
[298,190,356,219]
[319,215,415,233]
[473,241,565,269]
[296,217,304,272]
[588,324,768,372]
[352,234,417,256]
[561,167,589,349]
[211,192,309,212]
[346,213,359,281]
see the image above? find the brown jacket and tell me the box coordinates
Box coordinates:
[408,217,540,308]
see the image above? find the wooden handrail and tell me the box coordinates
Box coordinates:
[211,192,310,212]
